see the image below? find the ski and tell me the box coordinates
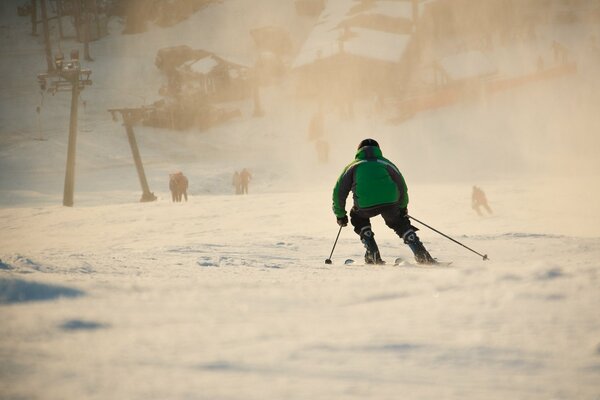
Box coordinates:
[343,258,452,267]
[393,257,453,267]
[344,258,385,265]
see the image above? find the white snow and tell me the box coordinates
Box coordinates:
[1,1,600,399]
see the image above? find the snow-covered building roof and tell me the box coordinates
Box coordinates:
[213,52,254,69]
[185,56,219,75]
[343,28,411,63]
[438,50,498,81]
[292,27,411,68]
[292,0,413,69]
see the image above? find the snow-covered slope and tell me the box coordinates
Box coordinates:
[1,181,600,400]
[1,1,600,399]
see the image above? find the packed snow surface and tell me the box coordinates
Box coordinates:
[1,1,600,399]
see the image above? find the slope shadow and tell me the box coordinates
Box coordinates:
[0,278,85,304]
[59,319,108,331]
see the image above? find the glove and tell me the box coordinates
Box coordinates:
[337,215,348,227]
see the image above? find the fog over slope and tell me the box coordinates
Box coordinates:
[2,1,599,205]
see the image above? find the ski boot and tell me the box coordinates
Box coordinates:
[360,227,385,265]
[403,230,437,265]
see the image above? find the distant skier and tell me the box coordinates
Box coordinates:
[471,185,492,216]
[240,168,252,195]
[332,138,436,264]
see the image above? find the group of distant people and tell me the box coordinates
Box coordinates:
[168,168,253,202]
[169,171,189,202]
[232,168,252,195]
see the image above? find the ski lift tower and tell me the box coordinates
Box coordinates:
[108,107,157,203]
[37,50,92,207]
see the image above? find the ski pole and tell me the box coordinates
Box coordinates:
[408,215,489,261]
[325,225,343,264]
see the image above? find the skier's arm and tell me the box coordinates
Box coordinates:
[385,164,409,208]
[332,166,354,218]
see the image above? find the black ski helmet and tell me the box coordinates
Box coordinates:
[357,138,379,149]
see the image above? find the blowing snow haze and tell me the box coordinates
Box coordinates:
[0,0,599,204]
[1,1,600,399]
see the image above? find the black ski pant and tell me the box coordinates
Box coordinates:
[349,203,414,238]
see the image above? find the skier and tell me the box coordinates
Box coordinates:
[332,138,436,264]
[471,185,492,216]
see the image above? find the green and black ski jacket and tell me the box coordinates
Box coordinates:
[332,146,408,218]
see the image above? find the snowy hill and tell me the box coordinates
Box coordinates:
[1,1,600,399]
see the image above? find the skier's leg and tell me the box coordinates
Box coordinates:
[382,206,436,264]
[350,207,384,264]
[402,230,436,264]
